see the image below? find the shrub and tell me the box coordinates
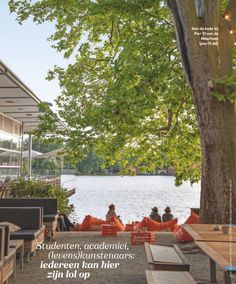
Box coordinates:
[9,178,74,215]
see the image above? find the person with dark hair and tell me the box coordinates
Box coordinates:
[162,206,174,222]
[57,210,75,231]
[106,204,116,220]
[149,207,161,222]
[106,204,122,223]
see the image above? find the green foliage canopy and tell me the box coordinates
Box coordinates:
[9,0,201,185]
[9,178,73,214]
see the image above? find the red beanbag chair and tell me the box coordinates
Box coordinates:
[107,216,125,231]
[138,217,178,232]
[173,225,194,243]
[91,217,107,231]
[80,215,106,231]
[80,215,94,231]
[125,222,140,231]
[185,212,199,224]
[173,212,199,243]
[138,217,157,231]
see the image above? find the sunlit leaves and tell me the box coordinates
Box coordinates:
[9,0,201,184]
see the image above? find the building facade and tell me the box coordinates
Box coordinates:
[0,113,22,178]
[0,60,66,181]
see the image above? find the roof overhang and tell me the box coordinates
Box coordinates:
[0,60,67,133]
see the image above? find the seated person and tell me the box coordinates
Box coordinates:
[106,204,122,224]
[149,206,161,222]
[72,222,80,231]
[162,206,174,222]
[57,210,75,231]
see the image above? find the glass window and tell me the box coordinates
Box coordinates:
[0,132,21,150]
[0,150,20,167]
[0,167,19,178]
[0,114,22,180]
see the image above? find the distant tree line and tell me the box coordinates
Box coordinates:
[23,138,170,176]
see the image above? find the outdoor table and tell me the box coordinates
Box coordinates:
[195,241,236,284]
[183,224,236,242]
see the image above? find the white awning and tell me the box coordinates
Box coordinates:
[0,60,67,133]
[22,150,42,158]
[36,148,64,159]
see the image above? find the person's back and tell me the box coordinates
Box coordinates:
[63,214,75,231]
[149,207,161,222]
[58,211,74,231]
[106,209,117,220]
[162,206,174,222]
[106,204,117,221]
[162,212,174,222]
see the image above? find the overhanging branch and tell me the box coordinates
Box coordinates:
[166,0,194,88]
[157,109,173,133]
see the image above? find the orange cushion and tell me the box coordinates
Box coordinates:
[173,225,193,242]
[184,212,199,224]
[93,218,107,226]
[174,212,199,243]
[80,215,106,231]
[138,217,178,232]
[107,216,125,231]
[125,222,140,231]
[80,215,94,231]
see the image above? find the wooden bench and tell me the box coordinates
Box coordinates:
[145,243,190,271]
[9,239,24,274]
[0,259,3,284]
[146,270,196,284]
[3,248,15,284]
[0,207,45,262]
[0,198,58,238]
[0,225,16,284]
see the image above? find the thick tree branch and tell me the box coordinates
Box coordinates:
[116,19,121,35]
[157,109,173,133]
[140,3,174,27]
[166,0,195,88]
[109,20,114,48]
[174,98,189,127]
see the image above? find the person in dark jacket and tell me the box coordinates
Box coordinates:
[106,204,123,223]
[149,207,162,222]
[57,210,74,231]
[106,204,116,220]
[162,206,174,222]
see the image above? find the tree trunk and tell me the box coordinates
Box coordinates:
[167,0,236,223]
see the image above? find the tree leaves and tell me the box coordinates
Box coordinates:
[9,0,201,184]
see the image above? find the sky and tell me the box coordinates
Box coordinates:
[0,1,68,109]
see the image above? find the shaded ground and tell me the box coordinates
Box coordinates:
[11,232,233,284]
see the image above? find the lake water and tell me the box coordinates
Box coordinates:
[61,175,201,224]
